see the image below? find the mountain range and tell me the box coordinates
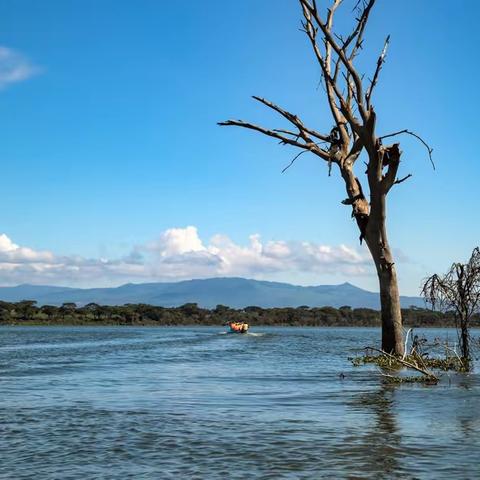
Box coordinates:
[0,277,424,309]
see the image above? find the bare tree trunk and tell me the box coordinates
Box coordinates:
[366,199,404,355]
[340,160,403,355]
[365,233,404,355]
[460,320,469,360]
[341,165,404,355]
[377,260,403,355]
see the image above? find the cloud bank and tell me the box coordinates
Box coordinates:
[0,46,39,89]
[0,227,373,286]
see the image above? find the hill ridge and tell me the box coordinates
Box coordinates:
[0,277,424,309]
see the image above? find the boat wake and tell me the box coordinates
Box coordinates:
[218,331,266,337]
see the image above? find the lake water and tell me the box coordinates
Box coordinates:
[1,326,479,479]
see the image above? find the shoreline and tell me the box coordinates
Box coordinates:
[1,301,477,329]
[1,322,476,329]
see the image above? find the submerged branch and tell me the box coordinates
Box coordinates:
[364,346,439,381]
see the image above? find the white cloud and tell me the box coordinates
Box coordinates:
[146,226,206,256]
[0,233,54,263]
[0,46,39,89]
[0,227,373,286]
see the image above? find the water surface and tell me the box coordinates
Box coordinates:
[1,326,479,479]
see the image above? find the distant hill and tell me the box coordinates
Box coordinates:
[0,278,425,309]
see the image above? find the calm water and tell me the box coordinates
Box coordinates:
[1,326,479,479]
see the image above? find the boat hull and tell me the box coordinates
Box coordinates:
[228,323,249,334]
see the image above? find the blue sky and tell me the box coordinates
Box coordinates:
[0,0,479,295]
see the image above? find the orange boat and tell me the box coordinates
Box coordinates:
[228,322,249,334]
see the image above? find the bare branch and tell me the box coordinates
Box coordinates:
[380,129,435,170]
[281,150,309,173]
[366,35,390,107]
[325,0,342,74]
[301,0,368,121]
[393,173,412,185]
[366,346,438,380]
[352,0,365,12]
[421,247,480,362]
[252,96,332,142]
[299,2,352,144]
[344,0,376,60]
[218,119,331,161]
[273,128,301,139]
[344,135,363,167]
[218,120,303,148]
[380,143,401,191]
[341,71,362,114]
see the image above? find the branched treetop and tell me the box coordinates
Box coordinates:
[422,247,480,362]
[219,0,432,195]
[422,247,480,320]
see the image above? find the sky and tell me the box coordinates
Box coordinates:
[0,0,479,295]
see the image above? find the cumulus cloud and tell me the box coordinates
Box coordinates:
[0,46,39,89]
[146,226,207,256]
[0,234,54,263]
[0,227,373,286]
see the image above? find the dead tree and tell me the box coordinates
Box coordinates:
[421,247,480,365]
[219,0,433,355]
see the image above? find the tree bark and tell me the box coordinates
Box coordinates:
[366,200,404,356]
[341,163,404,356]
[376,257,404,355]
[460,322,469,360]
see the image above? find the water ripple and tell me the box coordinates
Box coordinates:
[1,326,479,479]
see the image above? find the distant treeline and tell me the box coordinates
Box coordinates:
[0,300,478,327]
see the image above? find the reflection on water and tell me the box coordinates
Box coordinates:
[0,326,479,479]
[348,387,403,478]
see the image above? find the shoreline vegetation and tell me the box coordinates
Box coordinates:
[1,300,479,328]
